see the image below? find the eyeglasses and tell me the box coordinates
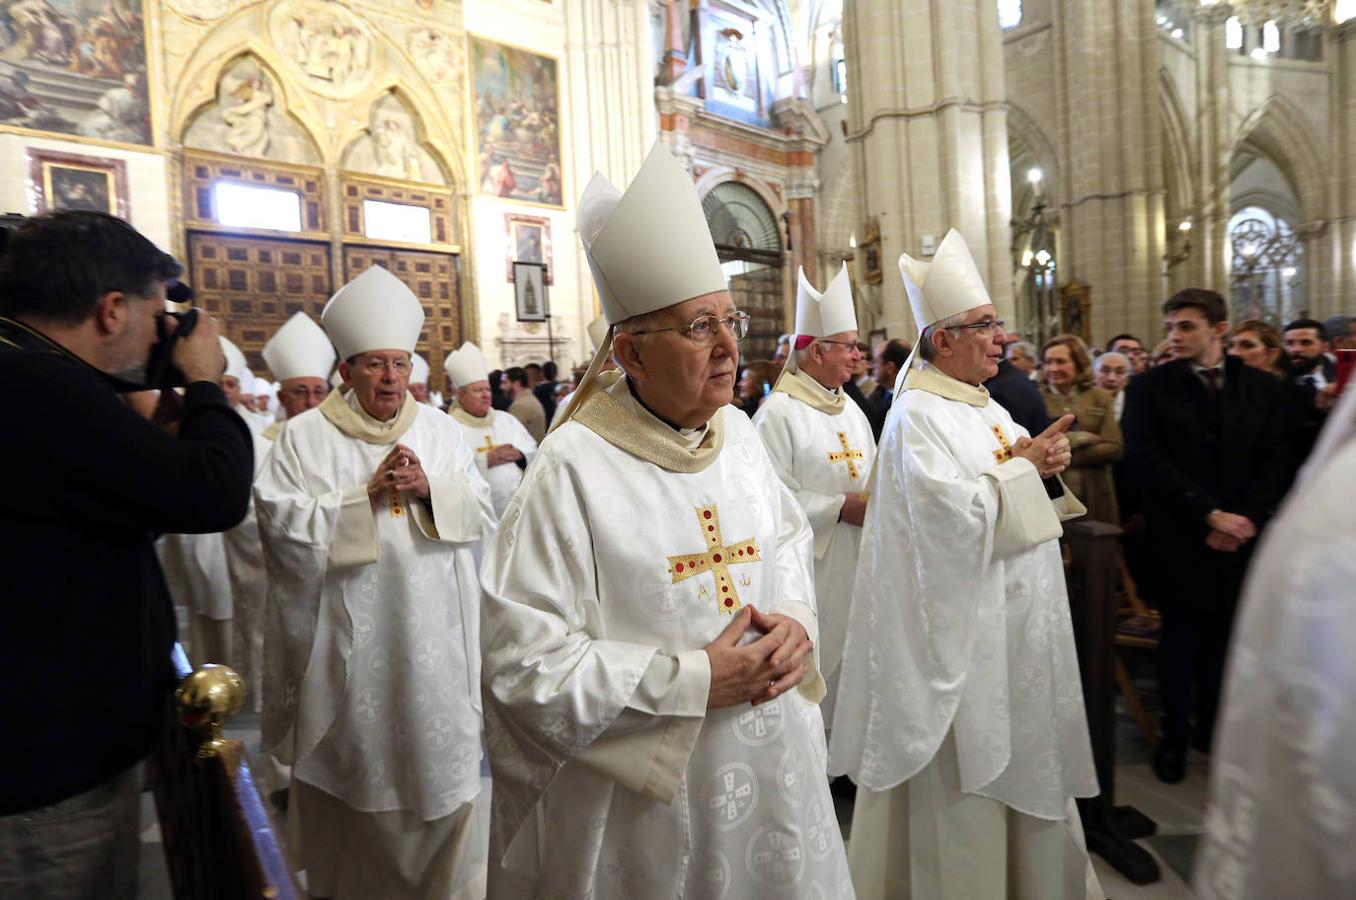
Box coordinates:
[816,338,860,352]
[630,311,751,347]
[283,386,329,400]
[944,318,1006,336]
[358,357,411,376]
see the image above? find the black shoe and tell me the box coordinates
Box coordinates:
[1152,738,1187,784]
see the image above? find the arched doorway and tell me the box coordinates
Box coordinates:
[702,181,784,359]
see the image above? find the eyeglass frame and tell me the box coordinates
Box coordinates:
[627,310,752,345]
[942,318,1006,337]
[814,337,860,352]
[353,356,413,376]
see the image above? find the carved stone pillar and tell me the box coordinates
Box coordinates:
[842,0,1015,338]
[1323,20,1356,316]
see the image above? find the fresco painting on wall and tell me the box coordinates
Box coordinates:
[27,147,129,217]
[470,36,562,207]
[0,0,151,145]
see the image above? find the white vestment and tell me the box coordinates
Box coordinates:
[158,530,232,662]
[829,363,1098,899]
[481,376,855,900]
[448,407,538,517]
[753,375,875,703]
[1194,388,1356,900]
[548,388,575,430]
[224,427,274,711]
[254,391,496,899]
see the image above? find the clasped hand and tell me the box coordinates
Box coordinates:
[367,444,430,502]
[1012,414,1075,478]
[486,444,523,467]
[1205,510,1256,553]
[704,606,813,709]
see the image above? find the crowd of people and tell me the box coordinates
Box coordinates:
[1,141,1353,900]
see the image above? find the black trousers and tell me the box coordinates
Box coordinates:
[1155,548,1249,749]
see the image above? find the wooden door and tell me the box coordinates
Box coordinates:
[187,232,333,373]
[342,246,461,393]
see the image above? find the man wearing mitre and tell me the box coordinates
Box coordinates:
[828,229,1102,899]
[480,142,855,899]
[752,263,875,731]
[254,265,496,900]
[445,341,538,518]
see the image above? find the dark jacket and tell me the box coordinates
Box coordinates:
[1122,357,1293,581]
[865,385,892,441]
[533,380,559,424]
[985,358,1051,438]
[0,318,254,815]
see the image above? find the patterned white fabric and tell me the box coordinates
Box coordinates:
[480,403,855,899]
[448,409,538,518]
[753,388,875,683]
[1194,390,1356,899]
[224,428,275,711]
[828,384,1098,820]
[254,403,495,820]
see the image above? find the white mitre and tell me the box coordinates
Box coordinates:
[262,312,335,382]
[321,265,424,359]
[898,228,992,332]
[444,342,489,389]
[410,353,430,386]
[220,336,249,384]
[578,141,727,325]
[586,316,607,353]
[795,263,857,339]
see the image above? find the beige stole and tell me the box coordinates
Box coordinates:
[572,370,724,474]
[448,404,492,430]
[902,363,990,407]
[318,387,419,444]
[771,367,847,416]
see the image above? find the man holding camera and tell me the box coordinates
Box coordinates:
[0,211,254,898]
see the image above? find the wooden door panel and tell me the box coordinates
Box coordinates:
[342,246,461,393]
[188,233,332,374]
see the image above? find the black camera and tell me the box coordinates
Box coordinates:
[139,303,198,391]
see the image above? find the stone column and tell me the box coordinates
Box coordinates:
[1191,5,1235,299]
[1045,0,1167,342]
[562,0,656,334]
[842,0,1015,338]
[1324,20,1356,317]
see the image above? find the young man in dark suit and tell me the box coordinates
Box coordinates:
[1122,289,1294,784]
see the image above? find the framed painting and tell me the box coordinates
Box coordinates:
[27,149,129,218]
[513,261,547,322]
[504,213,552,284]
[469,36,563,207]
[861,216,883,285]
[1059,280,1092,345]
[0,0,152,146]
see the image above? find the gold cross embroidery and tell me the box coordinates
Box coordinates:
[991,425,1013,463]
[389,492,404,518]
[827,431,865,480]
[476,436,500,454]
[666,504,762,615]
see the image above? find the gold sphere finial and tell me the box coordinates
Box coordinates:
[175,664,245,760]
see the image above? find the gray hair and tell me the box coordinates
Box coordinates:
[1006,340,1036,361]
[918,312,969,362]
[1093,351,1129,372]
[788,345,813,370]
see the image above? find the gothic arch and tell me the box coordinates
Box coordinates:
[172,44,325,163]
[1231,95,1328,225]
[1005,102,1059,207]
[335,83,455,188]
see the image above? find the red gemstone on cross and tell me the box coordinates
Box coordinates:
[725,599,734,607]
[703,510,712,519]
[713,553,722,563]
[674,563,684,573]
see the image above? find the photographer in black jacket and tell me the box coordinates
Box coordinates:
[0,212,253,898]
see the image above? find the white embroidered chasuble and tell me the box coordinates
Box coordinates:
[448,407,538,517]
[480,374,856,900]
[1194,389,1356,900]
[828,363,1097,820]
[753,373,876,684]
[224,426,276,711]
[253,390,496,825]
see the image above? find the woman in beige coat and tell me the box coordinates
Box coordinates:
[1039,334,1123,523]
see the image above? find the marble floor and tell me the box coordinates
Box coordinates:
[138,669,1208,898]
